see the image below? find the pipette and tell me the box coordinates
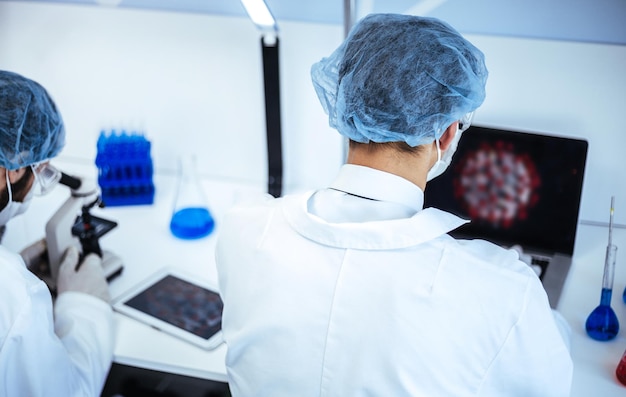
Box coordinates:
[585,196,619,341]
[609,196,615,246]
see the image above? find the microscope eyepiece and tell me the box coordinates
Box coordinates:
[59,173,82,190]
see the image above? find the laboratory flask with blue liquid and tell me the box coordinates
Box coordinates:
[169,154,215,240]
[585,196,619,341]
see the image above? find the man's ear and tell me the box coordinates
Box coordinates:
[439,122,459,151]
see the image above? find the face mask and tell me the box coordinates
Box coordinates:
[0,170,34,226]
[426,125,464,181]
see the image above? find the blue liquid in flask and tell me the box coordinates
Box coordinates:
[170,207,214,240]
[585,288,620,341]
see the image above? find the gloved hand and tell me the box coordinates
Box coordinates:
[57,246,111,303]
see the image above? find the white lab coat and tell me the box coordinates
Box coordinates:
[0,245,113,397]
[216,165,573,397]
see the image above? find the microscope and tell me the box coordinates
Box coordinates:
[25,170,124,293]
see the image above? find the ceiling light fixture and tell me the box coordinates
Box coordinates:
[240,0,278,32]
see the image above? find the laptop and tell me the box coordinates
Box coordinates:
[424,125,588,308]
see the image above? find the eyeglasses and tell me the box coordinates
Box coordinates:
[30,162,62,196]
[458,111,475,133]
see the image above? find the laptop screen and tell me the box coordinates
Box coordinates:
[424,125,588,256]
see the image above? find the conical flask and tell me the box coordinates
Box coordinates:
[169,154,214,239]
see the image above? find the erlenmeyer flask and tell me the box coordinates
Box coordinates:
[169,154,214,240]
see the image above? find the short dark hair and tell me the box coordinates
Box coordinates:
[348,139,425,156]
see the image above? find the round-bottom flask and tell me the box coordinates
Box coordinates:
[585,244,619,341]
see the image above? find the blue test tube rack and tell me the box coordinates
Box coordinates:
[95,129,155,206]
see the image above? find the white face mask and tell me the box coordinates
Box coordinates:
[0,170,34,226]
[426,124,464,182]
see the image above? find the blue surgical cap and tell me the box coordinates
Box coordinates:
[311,14,488,147]
[0,70,65,170]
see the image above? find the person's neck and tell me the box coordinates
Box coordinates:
[346,143,435,191]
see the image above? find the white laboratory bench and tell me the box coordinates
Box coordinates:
[3,159,626,395]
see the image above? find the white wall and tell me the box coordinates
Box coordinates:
[1,1,625,224]
[0,1,345,192]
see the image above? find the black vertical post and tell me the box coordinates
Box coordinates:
[261,36,283,198]
[343,0,356,38]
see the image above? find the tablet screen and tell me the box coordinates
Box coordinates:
[123,274,223,340]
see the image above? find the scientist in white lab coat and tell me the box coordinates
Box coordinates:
[0,70,113,396]
[216,13,573,397]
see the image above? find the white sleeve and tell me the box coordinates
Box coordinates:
[54,291,115,394]
[478,280,573,397]
[0,287,114,396]
[551,309,572,351]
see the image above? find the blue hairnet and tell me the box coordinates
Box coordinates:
[311,14,488,147]
[0,70,65,170]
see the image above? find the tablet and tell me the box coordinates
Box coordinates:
[113,268,224,350]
